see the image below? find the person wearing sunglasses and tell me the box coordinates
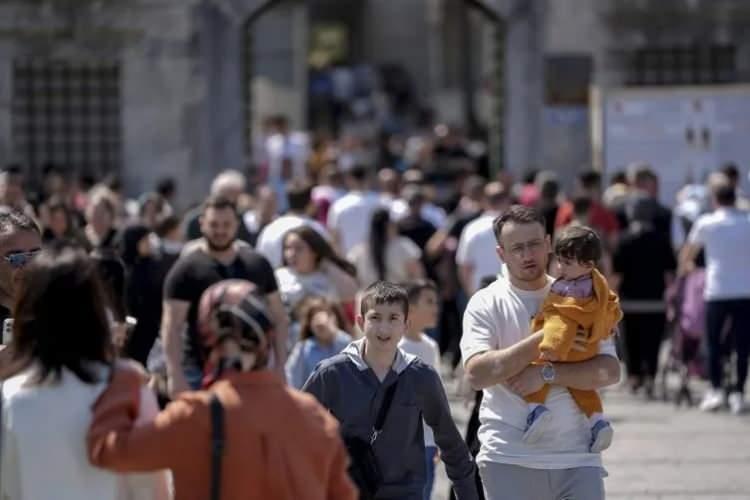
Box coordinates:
[0,210,41,335]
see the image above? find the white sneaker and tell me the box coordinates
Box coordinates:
[589,420,614,453]
[522,405,552,444]
[728,392,746,415]
[699,389,726,412]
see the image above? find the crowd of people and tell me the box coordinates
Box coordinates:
[0,118,747,499]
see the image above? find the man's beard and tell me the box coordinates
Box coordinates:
[205,237,234,252]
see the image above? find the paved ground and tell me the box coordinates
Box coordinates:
[432,372,750,499]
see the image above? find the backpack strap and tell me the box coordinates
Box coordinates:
[370,380,398,445]
[210,393,224,500]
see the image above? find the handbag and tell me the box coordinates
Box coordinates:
[343,380,398,500]
[209,393,224,500]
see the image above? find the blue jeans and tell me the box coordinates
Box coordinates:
[423,446,438,500]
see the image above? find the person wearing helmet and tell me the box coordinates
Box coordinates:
[87,279,357,500]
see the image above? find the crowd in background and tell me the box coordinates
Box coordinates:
[1,118,748,404]
[0,115,749,498]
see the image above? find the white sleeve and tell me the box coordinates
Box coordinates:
[460,292,499,366]
[1,411,23,500]
[432,342,442,373]
[254,229,276,266]
[597,337,619,359]
[455,229,472,265]
[687,216,707,246]
[326,203,339,230]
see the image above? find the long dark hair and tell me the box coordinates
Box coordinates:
[369,208,390,281]
[283,226,357,277]
[4,245,114,384]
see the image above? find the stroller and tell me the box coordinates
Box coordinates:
[661,268,706,406]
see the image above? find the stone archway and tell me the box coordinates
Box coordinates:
[234,0,542,177]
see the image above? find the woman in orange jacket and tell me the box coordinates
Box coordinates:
[87,279,357,500]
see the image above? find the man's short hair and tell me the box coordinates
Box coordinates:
[210,169,246,196]
[348,165,369,182]
[0,210,40,236]
[403,279,437,304]
[155,214,181,237]
[402,184,424,209]
[628,163,658,186]
[711,178,737,207]
[492,205,546,245]
[202,194,237,214]
[554,225,602,264]
[285,180,313,212]
[578,170,602,191]
[484,182,508,209]
[572,196,592,217]
[720,163,739,184]
[359,281,409,320]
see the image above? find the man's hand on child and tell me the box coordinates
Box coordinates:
[507,365,545,397]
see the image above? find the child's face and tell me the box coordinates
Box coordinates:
[556,256,593,281]
[357,302,407,355]
[310,310,336,343]
[410,289,439,331]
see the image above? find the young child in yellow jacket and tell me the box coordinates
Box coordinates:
[522,225,623,452]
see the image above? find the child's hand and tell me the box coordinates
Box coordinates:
[540,351,560,362]
[572,326,590,352]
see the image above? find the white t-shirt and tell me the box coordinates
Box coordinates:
[460,276,618,470]
[348,236,421,287]
[398,333,442,447]
[1,364,168,500]
[275,267,339,312]
[265,132,309,183]
[688,208,750,300]
[327,191,384,255]
[455,213,504,292]
[255,214,331,268]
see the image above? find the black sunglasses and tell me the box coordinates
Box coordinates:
[4,249,41,269]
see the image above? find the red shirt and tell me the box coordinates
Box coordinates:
[555,200,619,237]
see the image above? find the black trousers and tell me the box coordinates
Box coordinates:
[623,312,666,379]
[438,298,463,370]
[706,299,750,394]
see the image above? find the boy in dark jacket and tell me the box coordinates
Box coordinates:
[303,281,478,500]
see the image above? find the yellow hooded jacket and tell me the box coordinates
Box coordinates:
[533,268,623,362]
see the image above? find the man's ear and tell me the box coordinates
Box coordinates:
[496,244,505,262]
[355,314,365,331]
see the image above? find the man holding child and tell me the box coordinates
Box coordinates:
[461,205,622,500]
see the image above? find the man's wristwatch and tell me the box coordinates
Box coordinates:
[541,362,556,383]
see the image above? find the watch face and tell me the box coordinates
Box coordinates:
[542,364,555,382]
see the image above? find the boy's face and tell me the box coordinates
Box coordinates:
[410,289,439,331]
[556,256,593,281]
[357,302,408,355]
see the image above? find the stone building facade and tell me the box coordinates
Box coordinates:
[0,0,748,205]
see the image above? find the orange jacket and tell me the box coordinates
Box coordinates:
[534,268,623,362]
[87,367,357,500]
